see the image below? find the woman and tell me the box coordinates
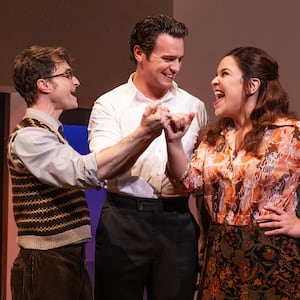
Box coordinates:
[165,46,300,299]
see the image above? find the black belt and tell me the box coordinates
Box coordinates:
[107,192,189,213]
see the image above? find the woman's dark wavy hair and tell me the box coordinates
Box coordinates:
[13,45,73,107]
[129,14,188,64]
[198,46,295,155]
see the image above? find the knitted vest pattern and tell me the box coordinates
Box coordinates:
[7,117,91,238]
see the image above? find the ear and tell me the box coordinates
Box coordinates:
[133,45,145,63]
[36,78,52,94]
[249,78,261,95]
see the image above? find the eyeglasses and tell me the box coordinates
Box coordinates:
[43,69,74,80]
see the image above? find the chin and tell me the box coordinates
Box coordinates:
[71,99,79,108]
[162,79,173,88]
[214,108,221,117]
[214,103,226,118]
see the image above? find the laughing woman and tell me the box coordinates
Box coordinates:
[165,46,300,299]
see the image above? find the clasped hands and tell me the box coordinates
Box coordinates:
[141,101,195,140]
[165,111,195,142]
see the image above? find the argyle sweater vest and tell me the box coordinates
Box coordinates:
[7,117,91,249]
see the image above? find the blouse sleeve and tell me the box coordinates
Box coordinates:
[182,144,207,195]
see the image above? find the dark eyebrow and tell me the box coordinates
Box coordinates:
[221,67,230,72]
[218,67,231,74]
[162,55,184,60]
[64,68,73,72]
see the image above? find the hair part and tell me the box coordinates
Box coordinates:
[13,45,73,106]
[129,14,188,63]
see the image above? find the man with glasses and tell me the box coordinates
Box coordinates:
[8,45,171,300]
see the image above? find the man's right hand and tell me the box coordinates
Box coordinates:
[140,102,171,138]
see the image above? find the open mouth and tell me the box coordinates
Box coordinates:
[163,72,174,80]
[70,89,77,96]
[215,91,225,99]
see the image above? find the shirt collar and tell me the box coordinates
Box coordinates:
[128,73,178,103]
[25,108,61,130]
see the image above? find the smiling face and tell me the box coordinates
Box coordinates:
[134,33,184,99]
[47,61,80,111]
[211,55,247,121]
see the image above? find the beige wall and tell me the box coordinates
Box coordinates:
[174,0,300,121]
[2,1,299,120]
[0,0,173,109]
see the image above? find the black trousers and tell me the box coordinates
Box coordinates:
[94,192,199,300]
[11,243,92,300]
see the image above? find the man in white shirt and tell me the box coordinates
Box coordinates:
[88,14,207,300]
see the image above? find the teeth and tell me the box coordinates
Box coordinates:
[215,91,224,99]
[164,73,173,79]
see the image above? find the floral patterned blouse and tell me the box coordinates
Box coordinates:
[183,118,300,225]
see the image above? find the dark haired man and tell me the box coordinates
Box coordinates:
[8,45,169,300]
[89,14,207,300]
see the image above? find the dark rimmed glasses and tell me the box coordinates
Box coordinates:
[43,69,74,80]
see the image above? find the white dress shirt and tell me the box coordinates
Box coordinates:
[88,74,207,198]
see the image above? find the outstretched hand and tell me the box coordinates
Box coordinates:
[164,112,195,142]
[140,102,171,138]
[257,205,300,238]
